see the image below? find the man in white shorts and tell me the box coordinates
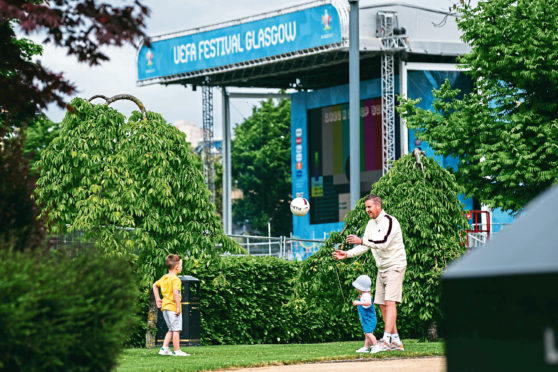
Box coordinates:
[333,194,407,351]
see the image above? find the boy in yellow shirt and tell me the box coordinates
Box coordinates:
[153,254,189,356]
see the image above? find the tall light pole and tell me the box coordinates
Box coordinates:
[349,0,360,209]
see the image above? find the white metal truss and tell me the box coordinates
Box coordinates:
[202,85,215,203]
[377,11,408,174]
[381,50,396,175]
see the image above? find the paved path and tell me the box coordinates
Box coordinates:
[232,357,446,372]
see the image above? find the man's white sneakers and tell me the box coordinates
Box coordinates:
[378,341,391,351]
[356,344,386,353]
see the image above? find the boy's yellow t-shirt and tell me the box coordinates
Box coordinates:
[155,274,181,312]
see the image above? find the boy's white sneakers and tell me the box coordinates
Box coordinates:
[172,350,190,356]
[355,346,370,353]
[158,347,172,356]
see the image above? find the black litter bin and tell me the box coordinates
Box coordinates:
[156,275,201,346]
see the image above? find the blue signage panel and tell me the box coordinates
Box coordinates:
[137,4,342,81]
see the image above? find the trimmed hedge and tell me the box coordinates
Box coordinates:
[183,255,371,345]
[0,246,138,371]
[190,255,303,344]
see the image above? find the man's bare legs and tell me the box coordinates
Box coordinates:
[379,301,404,350]
[380,301,398,334]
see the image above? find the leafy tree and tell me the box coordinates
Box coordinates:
[0,30,50,251]
[0,1,149,251]
[232,98,292,236]
[397,0,558,213]
[35,97,242,285]
[35,97,244,346]
[293,153,468,340]
[213,154,223,218]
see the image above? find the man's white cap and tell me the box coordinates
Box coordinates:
[352,275,371,292]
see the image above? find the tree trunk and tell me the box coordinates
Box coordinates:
[146,290,157,348]
[427,320,438,342]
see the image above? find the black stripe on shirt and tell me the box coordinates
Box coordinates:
[368,214,393,244]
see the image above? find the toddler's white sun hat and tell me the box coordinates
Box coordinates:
[352,275,371,292]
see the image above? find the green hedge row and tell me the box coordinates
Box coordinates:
[0,246,445,363]
[190,256,303,344]
[0,246,139,371]
[191,256,412,345]
[182,254,437,345]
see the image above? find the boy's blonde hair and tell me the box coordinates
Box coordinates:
[165,254,181,270]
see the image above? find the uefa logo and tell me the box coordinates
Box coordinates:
[322,9,331,31]
[146,49,154,66]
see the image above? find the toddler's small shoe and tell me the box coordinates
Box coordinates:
[172,349,190,356]
[355,346,370,353]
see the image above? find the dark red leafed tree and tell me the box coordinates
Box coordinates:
[0,0,150,127]
[0,0,149,250]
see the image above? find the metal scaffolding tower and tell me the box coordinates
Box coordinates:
[202,85,216,204]
[377,11,408,174]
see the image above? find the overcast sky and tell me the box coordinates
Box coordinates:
[30,0,457,138]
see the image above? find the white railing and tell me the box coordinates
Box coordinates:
[466,223,511,249]
[52,224,513,259]
[227,234,324,260]
[466,232,488,249]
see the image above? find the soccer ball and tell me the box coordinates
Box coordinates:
[290,197,310,217]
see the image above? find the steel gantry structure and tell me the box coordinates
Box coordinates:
[377,11,408,175]
[202,85,215,203]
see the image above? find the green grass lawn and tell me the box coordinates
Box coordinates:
[116,340,444,372]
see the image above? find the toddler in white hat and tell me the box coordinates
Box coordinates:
[352,275,381,354]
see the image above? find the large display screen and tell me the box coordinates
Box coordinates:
[307,98,399,224]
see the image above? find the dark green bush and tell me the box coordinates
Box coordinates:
[189,255,303,345]
[0,246,138,371]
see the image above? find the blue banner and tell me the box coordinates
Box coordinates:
[137,4,342,81]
